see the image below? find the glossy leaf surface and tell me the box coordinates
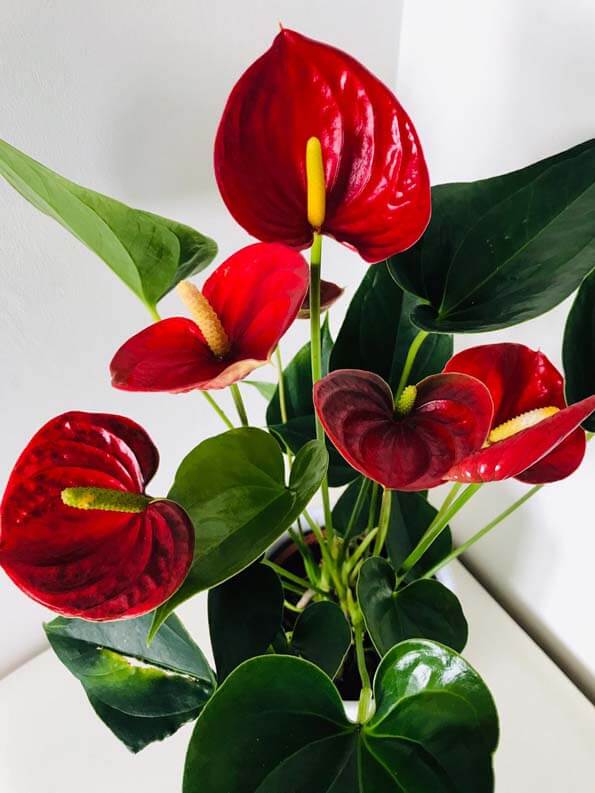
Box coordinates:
[330,263,452,390]
[389,139,595,332]
[45,613,215,752]
[267,319,356,486]
[314,370,493,490]
[208,562,283,681]
[0,411,194,620]
[184,643,497,792]
[0,138,217,312]
[290,601,351,678]
[358,557,468,655]
[151,429,327,636]
[563,269,595,431]
[215,29,430,262]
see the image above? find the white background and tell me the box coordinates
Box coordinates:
[0,0,594,713]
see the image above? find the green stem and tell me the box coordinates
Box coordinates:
[202,392,234,430]
[373,488,392,556]
[275,346,289,425]
[354,618,373,723]
[148,304,161,322]
[394,330,429,402]
[345,528,379,577]
[366,483,380,533]
[230,383,249,427]
[303,509,344,599]
[284,599,304,614]
[262,559,323,594]
[424,484,543,579]
[399,483,482,576]
[342,478,372,546]
[309,232,334,546]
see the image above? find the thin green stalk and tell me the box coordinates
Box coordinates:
[261,559,322,593]
[309,232,334,545]
[399,483,482,576]
[373,488,392,556]
[342,478,372,546]
[303,509,344,598]
[148,304,161,322]
[284,599,304,614]
[354,618,373,723]
[394,330,429,402]
[344,528,379,578]
[366,483,380,533]
[274,346,289,425]
[230,383,249,427]
[202,392,234,430]
[424,484,543,579]
[436,482,463,519]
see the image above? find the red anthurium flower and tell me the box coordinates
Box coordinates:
[298,279,344,319]
[313,369,493,491]
[214,28,431,263]
[444,343,595,483]
[0,412,194,620]
[110,242,309,392]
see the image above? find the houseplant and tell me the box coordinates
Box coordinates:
[1,25,594,791]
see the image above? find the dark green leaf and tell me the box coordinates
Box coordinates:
[290,601,351,678]
[563,268,595,431]
[330,262,453,389]
[151,429,328,636]
[386,491,452,581]
[333,477,375,538]
[208,562,283,681]
[0,138,217,312]
[267,318,355,486]
[243,380,277,401]
[389,139,595,332]
[358,557,468,655]
[183,643,497,792]
[44,613,215,752]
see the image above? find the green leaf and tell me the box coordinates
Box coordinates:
[389,139,595,333]
[563,268,595,431]
[358,557,468,655]
[44,613,215,752]
[330,262,453,389]
[151,429,328,636]
[243,380,277,401]
[208,561,283,681]
[290,601,351,678]
[183,643,498,792]
[333,483,451,578]
[266,318,355,486]
[386,491,452,581]
[0,138,217,312]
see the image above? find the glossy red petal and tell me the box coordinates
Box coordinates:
[517,428,586,484]
[0,412,194,620]
[313,370,493,490]
[111,243,308,392]
[298,279,345,319]
[446,397,595,483]
[214,29,430,262]
[444,343,566,424]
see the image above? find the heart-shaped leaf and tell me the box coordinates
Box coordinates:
[330,262,452,389]
[267,318,355,486]
[290,601,351,678]
[358,557,468,655]
[44,613,215,753]
[208,561,283,681]
[183,642,497,792]
[0,138,217,313]
[563,268,595,431]
[151,429,328,637]
[333,482,451,578]
[389,139,595,333]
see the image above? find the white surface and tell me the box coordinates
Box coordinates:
[0,563,592,792]
[398,0,595,698]
[0,0,402,678]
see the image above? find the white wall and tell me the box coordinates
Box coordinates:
[398,0,595,697]
[0,0,403,677]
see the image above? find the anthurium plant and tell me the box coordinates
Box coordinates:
[1,27,594,793]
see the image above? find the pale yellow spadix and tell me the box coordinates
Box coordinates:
[306,137,326,229]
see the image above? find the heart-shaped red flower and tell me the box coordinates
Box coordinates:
[444,343,595,483]
[214,28,431,263]
[110,242,309,392]
[0,412,194,620]
[313,369,493,490]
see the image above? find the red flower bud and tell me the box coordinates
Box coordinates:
[214,29,431,263]
[0,412,194,620]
